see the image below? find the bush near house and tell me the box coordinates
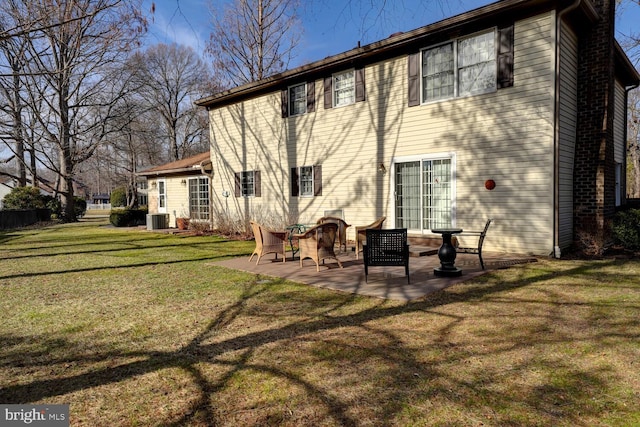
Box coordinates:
[109,208,148,227]
[2,186,46,209]
[612,208,640,251]
[110,187,127,207]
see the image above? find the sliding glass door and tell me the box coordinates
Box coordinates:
[394,156,454,231]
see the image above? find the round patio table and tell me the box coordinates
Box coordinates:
[432,228,463,277]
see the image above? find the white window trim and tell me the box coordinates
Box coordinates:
[188,176,210,221]
[420,28,497,105]
[288,82,307,116]
[333,69,356,108]
[299,165,314,197]
[157,179,167,214]
[389,152,457,234]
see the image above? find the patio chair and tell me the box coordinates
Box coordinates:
[316,216,351,252]
[295,223,343,271]
[249,221,287,265]
[363,228,410,284]
[455,218,492,270]
[355,216,386,259]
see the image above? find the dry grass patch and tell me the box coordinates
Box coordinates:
[1,219,639,426]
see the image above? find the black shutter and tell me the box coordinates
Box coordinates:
[291,167,299,196]
[313,165,322,196]
[306,81,315,112]
[323,76,333,109]
[355,67,365,102]
[497,25,514,89]
[281,89,289,118]
[234,172,241,197]
[254,171,261,197]
[408,52,420,106]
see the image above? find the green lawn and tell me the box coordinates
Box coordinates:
[1,218,639,426]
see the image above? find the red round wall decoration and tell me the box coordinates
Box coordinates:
[485,179,496,190]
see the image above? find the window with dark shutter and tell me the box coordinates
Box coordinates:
[408,52,420,107]
[234,172,241,197]
[254,171,261,197]
[281,89,288,118]
[355,67,365,102]
[497,25,514,89]
[307,81,315,112]
[291,167,299,196]
[323,77,333,109]
[313,165,322,196]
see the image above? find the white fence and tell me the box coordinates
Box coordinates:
[86,203,112,210]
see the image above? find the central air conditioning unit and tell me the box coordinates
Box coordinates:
[146,213,169,230]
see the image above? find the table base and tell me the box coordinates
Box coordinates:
[434,267,463,277]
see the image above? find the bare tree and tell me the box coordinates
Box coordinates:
[131,43,211,162]
[15,0,146,220]
[206,0,302,87]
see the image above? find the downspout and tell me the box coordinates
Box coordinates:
[553,0,582,258]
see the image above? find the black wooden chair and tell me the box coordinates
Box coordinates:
[455,219,492,270]
[363,228,410,284]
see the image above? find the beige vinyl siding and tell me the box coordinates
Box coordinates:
[209,12,557,255]
[147,176,191,227]
[557,21,578,250]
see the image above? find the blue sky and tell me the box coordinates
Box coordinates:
[142,0,640,68]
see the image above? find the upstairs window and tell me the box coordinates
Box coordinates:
[324,67,365,109]
[409,26,512,107]
[422,30,496,103]
[333,70,355,107]
[281,82,315,118]
[289,83,306,116]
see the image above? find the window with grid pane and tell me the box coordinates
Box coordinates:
[422,159,451,229]
[333,70,355,107]
[457,31,496,96]
[289,83,306,116]
[394,158,453,230]
[300,166,314,196]
[421,29,496,103]
[189,177,210,220]
[422,44,454,102]
[241,171,254,197]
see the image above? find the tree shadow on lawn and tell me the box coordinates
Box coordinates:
[0,260,636,426]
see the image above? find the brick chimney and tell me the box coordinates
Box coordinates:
[573,0,616,254]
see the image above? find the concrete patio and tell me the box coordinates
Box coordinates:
[212,248,537,301]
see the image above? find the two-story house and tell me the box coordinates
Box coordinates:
[192,0,639,256]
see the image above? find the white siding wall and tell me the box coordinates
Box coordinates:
[147,176,191,227]
[209,12,557,255]
[557,22,578,250]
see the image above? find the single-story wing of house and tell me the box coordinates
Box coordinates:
[194,0,639,256]
[137,151,213,229]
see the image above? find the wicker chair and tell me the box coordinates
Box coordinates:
[355,216,386,259]
[294,223,343,271]
[455,219,492,270]
[363,228,410,283]
[249,221,287,265]
[316,216,351,253]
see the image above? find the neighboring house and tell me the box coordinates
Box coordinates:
[0,176,54,210]
[137,152,213,228]
[195,0,640,256]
